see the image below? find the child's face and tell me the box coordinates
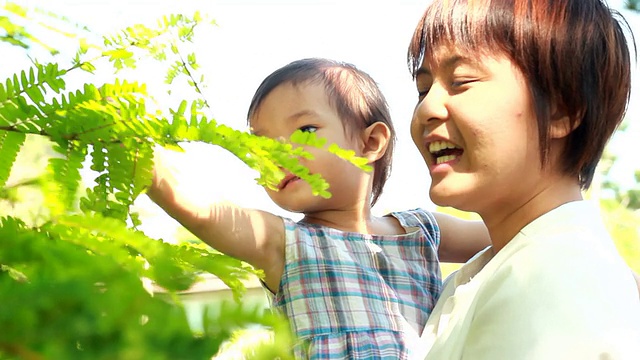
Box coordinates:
[410,47,544,216]
[250,82,369,213]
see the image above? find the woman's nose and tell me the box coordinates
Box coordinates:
[415,82,449,125]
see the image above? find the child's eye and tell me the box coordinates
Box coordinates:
[299,125,318,133]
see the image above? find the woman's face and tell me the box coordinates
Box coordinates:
[410,47,544,217]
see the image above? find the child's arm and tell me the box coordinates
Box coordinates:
[146,152,286,292]
[432,212,491,263]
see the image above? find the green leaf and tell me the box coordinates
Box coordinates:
[80,62,96,73]
[20,69,29,91]
[0,82,6,102]
[25,84,45,104]
[0,130,26,188]
[103,48,134,60]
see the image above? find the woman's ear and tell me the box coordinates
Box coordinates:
[361,122,391,163]
[549,111,580,139]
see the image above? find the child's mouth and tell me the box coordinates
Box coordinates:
[278,175,301,190]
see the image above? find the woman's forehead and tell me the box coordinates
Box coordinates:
[417,44,497,73]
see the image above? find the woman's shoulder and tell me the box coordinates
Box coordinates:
[480,224,637,305]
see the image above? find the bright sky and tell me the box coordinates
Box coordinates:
[5,0,640,242]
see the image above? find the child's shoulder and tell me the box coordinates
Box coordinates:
[385,208,440,246]
[387,208,438,228]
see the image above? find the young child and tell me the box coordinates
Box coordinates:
[147,58,490,359]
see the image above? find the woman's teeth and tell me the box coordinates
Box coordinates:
[436,154,457,164]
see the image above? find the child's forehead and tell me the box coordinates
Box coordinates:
[267,81,328,102]
[252,81,334,113]
[248,83,351,136]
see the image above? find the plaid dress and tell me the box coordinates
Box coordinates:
[271,208,442,359]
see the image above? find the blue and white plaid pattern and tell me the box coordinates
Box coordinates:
[271,208,442,359]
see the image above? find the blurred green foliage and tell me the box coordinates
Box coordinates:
[0,2,346,358]
[602,199,640,273]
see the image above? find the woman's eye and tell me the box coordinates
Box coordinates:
[451,78,476,88]
[299,125,318,133]
[416,85,430,101]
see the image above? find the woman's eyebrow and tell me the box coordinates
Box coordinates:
[417,55,465,76]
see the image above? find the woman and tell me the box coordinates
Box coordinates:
[408,0,640,358]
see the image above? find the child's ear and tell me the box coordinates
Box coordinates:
[361,122,391,163]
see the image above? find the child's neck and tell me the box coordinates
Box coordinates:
[302,208,405,236]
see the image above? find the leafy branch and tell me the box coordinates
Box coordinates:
[1,4,298,359]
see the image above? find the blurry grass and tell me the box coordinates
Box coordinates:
[440,262,462,280]
[601,199,640,273]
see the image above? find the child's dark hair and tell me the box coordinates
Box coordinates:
[248,58,396,205]
[408,0,635,189]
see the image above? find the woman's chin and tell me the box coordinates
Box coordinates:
[429,186,474,211]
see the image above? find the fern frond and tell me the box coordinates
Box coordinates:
[47,141,85,211]
[105,142,134,207]
[84,140,152,221]
[0,96,42,133]
[0,63,67,136]
[147,111,332,198]
[32,80,148,146]
[89,142,106,172]
[0,130,26,188]
[0,216,179,357]
[327,143,373,171]
[173,244,259,302]
[55,213,197,291]
[43,220,147,277]
[0,7,306,358]
[131,143,154,198]
[40,170,66,218]
[0,63,66,106]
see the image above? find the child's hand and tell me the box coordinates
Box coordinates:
[140,144,286,291]
[146,144,256,209]
[146,145,180,204]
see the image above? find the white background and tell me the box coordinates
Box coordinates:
[5,0,639,242]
